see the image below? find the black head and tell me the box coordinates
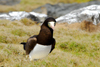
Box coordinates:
[42,17,56,30]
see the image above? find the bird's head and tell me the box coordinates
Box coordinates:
[43,17,56,30]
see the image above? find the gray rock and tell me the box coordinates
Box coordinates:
[0,11,47,23]
[56,5,100,25]
[33,1,100,18]
[0,1,100,24]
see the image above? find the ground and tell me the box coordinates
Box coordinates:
[0,0,100,66]
[0,19,100,67]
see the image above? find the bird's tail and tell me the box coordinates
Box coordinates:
[20,42,26,50]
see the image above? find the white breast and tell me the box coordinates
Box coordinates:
[29,43,52,61]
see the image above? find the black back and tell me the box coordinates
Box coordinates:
[37,17,56,45]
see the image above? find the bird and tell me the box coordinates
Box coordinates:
[20,17,56,61]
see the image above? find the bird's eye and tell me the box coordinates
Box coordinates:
[48,22,50,27]
[54,22,56,26]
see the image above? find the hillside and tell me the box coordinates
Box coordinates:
[0,19,100,67]
[0,0,100,67]
[0,0,92,12]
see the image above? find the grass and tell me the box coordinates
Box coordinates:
[21,18,35,26]
[0,0,100,66]
[0,19,100,67]
[0,0,92,12]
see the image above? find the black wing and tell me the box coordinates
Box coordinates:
[50,38,56,53]
[21,35,37,54]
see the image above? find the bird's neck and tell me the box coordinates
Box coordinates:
[37,26,53,45]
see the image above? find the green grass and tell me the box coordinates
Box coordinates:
[0,0,100,66]
[21,18,35,26]
[11,29,27,36]
[0,20,100,67]
[59,28,100,59]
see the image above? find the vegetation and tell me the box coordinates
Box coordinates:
[0,0,100,67]
[0,0,92,12]
[0,19,100,67]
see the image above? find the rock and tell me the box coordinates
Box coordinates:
[29,12,47,23]
[0,11,47,23]
[27,14,41,23]
[33,1,100,18]
[0,1,100,24]
[0,0,21,5]
[56,5,100,25]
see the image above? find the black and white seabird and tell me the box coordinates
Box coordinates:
[21,17,56,61]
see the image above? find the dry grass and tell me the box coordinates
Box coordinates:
[0,0,99,67]
[62,20,100,32]
[0,19,100,67]
[20,18,35,26]
[0,0,91,12]
[80,20,100,32]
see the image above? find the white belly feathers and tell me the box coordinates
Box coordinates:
[29,43,52,61]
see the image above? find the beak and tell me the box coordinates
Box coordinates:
[50,25,55,30]
[49,22,55,30]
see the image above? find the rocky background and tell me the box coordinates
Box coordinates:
[0,0,100,25]
[32,1,100,18]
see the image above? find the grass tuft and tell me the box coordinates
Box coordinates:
[80,20,99,32]
[20,18,35,26]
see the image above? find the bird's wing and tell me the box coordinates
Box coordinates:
[50,38,56,53]
[20,35,37,55]
[25,35,37,54]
